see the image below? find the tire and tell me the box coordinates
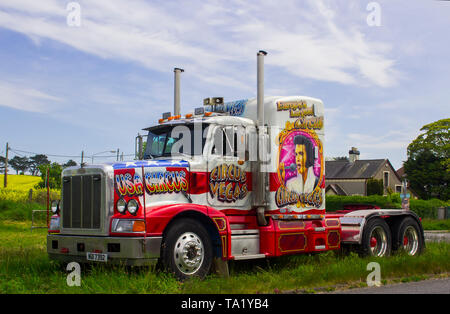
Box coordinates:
[359,218,392,257]
[392,217,424,256]
[162,218,213,280]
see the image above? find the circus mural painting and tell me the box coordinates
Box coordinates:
[275,101,325,210]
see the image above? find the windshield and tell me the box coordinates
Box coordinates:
[144,123,209,159]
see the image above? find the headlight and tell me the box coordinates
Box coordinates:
[127,199,139,215]
[116,198,126,214]
[111,219,145,233]
[51,200,60,214]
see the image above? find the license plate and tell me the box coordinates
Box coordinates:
[86,252,108,262]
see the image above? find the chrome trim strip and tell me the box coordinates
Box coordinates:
[233,254,266,260]
[231,229,259,235]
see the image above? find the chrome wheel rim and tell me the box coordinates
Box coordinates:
[369,226,388,256]
[173,232,204,275]
[402,226,419,255]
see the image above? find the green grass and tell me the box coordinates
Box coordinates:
[421,219,450,231]
[0,200,47,221]
[0,220,449,294]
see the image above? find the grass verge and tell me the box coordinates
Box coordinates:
[421,219,450,231]
[1,220,449,294]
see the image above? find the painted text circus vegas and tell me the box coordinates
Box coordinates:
[275,186,323,208]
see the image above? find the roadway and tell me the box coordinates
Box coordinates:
[330,277,450,294]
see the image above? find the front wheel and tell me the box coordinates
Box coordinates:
[162,218,213,280]
[359,218,392,257]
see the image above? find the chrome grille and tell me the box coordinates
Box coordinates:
[62,174,102,229]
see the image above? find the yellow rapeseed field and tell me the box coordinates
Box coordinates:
[0,175,60,203]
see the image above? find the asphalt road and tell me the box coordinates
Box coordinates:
[424,231,450,242]
[330,277,450,294]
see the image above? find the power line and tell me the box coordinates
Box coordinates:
[10,148,81,158]
[91,154,135,158]
[10,148,134,159]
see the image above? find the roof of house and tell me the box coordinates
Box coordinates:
[325,159,387,179]
[396,166,405,178]
[326,183,348,195]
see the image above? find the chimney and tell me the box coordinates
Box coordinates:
[349,147,360,163]
[174,67,184,116]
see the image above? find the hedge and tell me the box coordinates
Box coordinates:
[409,199,448,219]
[325,195,401,211]
[325,194,449,219]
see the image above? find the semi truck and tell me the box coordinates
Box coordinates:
[47,51,425,280]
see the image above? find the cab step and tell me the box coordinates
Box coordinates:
[233,254,266,260]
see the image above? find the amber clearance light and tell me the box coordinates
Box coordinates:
[132,220,146,232]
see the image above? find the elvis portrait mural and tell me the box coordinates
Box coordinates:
[275,101,325,210]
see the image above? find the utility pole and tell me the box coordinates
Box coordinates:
[4,142,8,188]
[81,150,84,165]
[116,149,119,161]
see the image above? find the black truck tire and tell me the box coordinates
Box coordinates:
[359,218,392,257]
[162,218,213,280]
[392,216,424,256]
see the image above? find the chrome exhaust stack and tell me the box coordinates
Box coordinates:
[257,50,267,128]
[174,67,184,116]
[255,50,268,226]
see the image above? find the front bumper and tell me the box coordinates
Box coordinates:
[47,234,162,266]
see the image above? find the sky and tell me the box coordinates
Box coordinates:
[0,0,449,170]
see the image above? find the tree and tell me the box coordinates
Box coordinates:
[404,118,449,200]
[36,163,62,189]
[29,154,50,176]
[63,159,77,168]
[367,178,383,196]
[0,156,5,174]
[9,156,30,174]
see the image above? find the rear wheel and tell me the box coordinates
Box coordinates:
[162,218,213,280]
[360,218,392,257]
[392,217,424,256]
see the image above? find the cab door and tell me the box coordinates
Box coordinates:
[207,125,252,209]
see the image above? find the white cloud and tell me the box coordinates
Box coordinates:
[0,81,63,112]
[0,0,400,89]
